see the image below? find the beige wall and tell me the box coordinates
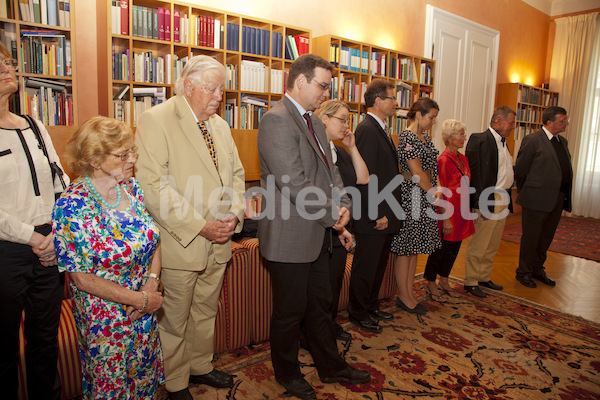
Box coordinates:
[76,0,553,121]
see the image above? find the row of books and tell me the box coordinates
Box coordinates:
[223,96,268,129]
[518,85,543,105]
[517,105,541,123]
[191,14,222,49]
[240,60,268,93]
[514,123,536,141]
[110,0,128,35]
[370,52,386,76]
[20,31,72,76]
[131,6,170,41]
[113,95,167,126]
[285,35,309,60]
[389,57,417,81]
[132,51,172,84]
[542,92,558,106]
[420,63,434,85]
[1,24,18,60]
[22,80,73,126]
[225,64,237,90]
[18,0,70,27]
[241,26,270,56]
[396,81,412,108]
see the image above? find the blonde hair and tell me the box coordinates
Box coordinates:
[441,119,467,145]
[66,116,133,176]
[0,42,12,59]
[314,99,350,119]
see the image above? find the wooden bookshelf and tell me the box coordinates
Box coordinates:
[496,82,559,161]
[0,0,78,154]
[99,0,312,181]
[312,35,435,136]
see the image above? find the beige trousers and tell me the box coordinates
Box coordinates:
[464,193,508,286]
[158,249,227,392]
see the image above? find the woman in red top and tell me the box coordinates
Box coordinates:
[424,119,475,301]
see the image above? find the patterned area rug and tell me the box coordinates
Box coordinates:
[502,216,600,262]
[157,278,600,399]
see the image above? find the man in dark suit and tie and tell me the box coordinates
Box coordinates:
[257,54,370,400]
[514,106,572,288]
[464,106,516,298]
[347,78,402,333]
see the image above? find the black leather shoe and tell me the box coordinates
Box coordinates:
[532,272,556,286]
[334,323,352,341]
[321,366,371,384]
[349,316,382,333]
[369,309,394,321]
[276,377,316,399]
[167,388,193,400]
[396,298,428,315]
[478,280,503,290]
[464,285,487,298]
[516,275,537,288]
[189,369,234,388]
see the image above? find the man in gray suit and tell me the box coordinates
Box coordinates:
[515,106,572,288]
[257,54,370,399]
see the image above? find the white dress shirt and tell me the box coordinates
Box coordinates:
[489,126,514,190]
[0,120,69,244]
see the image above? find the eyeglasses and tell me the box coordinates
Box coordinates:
[109,147,138,161]
[328,114,349,125]
[555,117,570,124]
[0,58,18,70]
[310,78,331,92]
[380,96,396,101]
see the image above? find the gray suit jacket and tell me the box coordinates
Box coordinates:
[514,129,572,213]
[257,95,351,263]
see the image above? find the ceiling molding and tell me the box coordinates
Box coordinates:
[521,0,600,16]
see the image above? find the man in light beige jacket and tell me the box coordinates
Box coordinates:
[135,55,245,400]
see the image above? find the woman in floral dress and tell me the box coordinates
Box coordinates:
[391,97,441,315]
[53,116,164,399]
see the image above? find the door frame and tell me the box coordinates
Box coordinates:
[425,5,500,133]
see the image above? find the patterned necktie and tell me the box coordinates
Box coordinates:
[198,121,219,171]
[303,112,329,169]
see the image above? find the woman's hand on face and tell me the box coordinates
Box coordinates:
[341,128,355,148]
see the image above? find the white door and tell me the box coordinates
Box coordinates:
[425,6,499,151]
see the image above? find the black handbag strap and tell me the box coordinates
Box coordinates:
[442,153,466,177]
[22,114,67,191]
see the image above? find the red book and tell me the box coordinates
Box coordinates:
[201,15,207,47]
[164,8,171,40]
[120,0,129,35]
[208,16,214,48]
[158,7,165,41]
[173,10,180,42]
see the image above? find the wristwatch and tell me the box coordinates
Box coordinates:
[149,272,160,286]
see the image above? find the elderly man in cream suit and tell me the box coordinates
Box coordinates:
[135,55,245,400]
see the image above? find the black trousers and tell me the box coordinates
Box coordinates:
[424,239,463,282]
[517,193,565,278]
[347,233,393,321]
[0,226,62,400]
[268,231,347,381]
[329,243,347,326]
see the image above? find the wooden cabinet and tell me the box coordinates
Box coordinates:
[312,35,435,136]
[99,0,312,181]
[496,82,559,160]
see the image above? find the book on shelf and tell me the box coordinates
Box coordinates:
[47,0,58,26]
[0,24,18,60]
[0,0,9,18]
[113,85,129,100]
[164,8,171,40]
[111,0,120,34]
[271,32,282,58]
[19,0,31,21]
[25,77,69,91]
[132,86,166,97]
[20,32,70,76]
[270,69,283,94]
[120,0,128,35]
[225,64,237,90]
[226,22,239,51]
[63,0,69,27]
[240,60,268,93]
[32,0,40,24]
[23,83,73,126]
[113,99,131,124]
[40,0,46,24]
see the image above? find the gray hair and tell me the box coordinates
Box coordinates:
[441,119,467,145]
[490,105,516,126]
[174,55,225,95]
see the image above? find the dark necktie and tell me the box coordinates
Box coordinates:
[501,137,506,147]
[550,135,571,193]
[303,112,329,169]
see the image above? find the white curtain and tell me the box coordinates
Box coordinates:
[549,12,600,218]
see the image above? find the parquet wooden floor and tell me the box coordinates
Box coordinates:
[416,209,600,323]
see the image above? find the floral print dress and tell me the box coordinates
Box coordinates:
[53,177,164,399]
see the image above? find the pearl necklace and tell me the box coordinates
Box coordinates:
[84,176,121,209]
